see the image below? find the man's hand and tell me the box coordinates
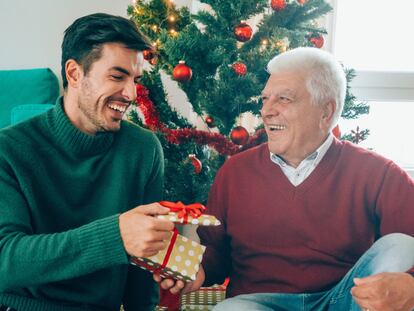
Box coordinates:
[153,265,205,295]
[351,272,414,311]
[119,203,174,258]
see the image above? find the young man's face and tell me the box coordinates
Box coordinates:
[73,43,143,135]
[261,70,332,167]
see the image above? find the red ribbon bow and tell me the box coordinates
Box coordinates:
[160,201,206,224]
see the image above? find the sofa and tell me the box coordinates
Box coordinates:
[0,68,59,128]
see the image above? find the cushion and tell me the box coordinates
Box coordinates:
[0,68,59,128]
[11,104,54,125]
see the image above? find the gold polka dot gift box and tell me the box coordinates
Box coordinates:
[130,201,220,282]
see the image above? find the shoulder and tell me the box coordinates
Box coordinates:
[218,143,268,176]
[333,139,408,179]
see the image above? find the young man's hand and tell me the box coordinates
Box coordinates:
[119,203,174,258]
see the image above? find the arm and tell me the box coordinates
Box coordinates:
[197,167,232,286]
[0,160,128,290]
[352,162,414,311]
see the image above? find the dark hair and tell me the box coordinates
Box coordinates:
[61,13,152,89]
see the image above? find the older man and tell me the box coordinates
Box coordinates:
[159,47,414,311]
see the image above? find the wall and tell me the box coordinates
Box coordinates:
[0,0,134,83]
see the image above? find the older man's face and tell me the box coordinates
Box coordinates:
[261,70,332,167]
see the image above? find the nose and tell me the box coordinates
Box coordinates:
[122,80,137,102]
[261,96,279,118]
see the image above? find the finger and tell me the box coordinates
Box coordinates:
[136,203,170,216]
[354,273,384,285]
[153,273,162,282]
[151,218,175,232]
[169,280,185,294]
[160,278,176,290]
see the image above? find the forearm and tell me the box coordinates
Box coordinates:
[0,214,128,290]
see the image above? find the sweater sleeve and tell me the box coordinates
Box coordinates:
[0,159,128,291]
[375,161,414,236]
[197,167,232,286]
[123,134,164,311]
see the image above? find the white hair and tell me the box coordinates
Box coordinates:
[266,47,346,129]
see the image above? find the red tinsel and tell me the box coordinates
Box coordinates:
[134,84,266,156]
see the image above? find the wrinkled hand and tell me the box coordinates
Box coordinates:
[153,265,205,295]
[351,272,414,311]
[119,203,174,258]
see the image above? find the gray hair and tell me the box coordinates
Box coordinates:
[266,47,346,129]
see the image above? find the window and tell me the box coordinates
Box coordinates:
[329,0,414,174]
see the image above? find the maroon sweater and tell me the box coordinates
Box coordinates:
[198,139,414,297]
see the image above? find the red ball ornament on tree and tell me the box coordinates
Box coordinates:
[231,62,247,76]
[309,34,324,48]
[332,125,341,139]
[188,154,202,174]
[173,61,192,82]
[297,0,307,5]
[205,116,215,128]
[271,0,286,11]
[230,126,249,145]
[234,21,253,42]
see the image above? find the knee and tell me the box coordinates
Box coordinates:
[369,233,414,273]
[373,233,414,252]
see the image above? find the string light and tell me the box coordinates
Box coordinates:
[261,39,269,46]
[168,15,176,22]
[151,25,158,32]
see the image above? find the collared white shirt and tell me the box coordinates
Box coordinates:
[270,134,334,186]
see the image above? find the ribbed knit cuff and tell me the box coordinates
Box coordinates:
[77,214,128,270]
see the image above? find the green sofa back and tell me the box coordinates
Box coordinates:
[0,68,59,128]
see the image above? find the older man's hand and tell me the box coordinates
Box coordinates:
[154,265,205,295]
[351,272,414,311]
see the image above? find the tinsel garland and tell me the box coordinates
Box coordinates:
[134,84,266,156]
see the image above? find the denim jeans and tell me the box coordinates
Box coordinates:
[213,233,414,311]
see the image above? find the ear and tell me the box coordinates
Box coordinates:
[65,59,83,88]
[321,100,336,130]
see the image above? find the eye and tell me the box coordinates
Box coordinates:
[279,96,291,104]
[111,75,123,81]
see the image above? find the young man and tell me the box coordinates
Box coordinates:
[159,48,414,311]
[0,13,174,311]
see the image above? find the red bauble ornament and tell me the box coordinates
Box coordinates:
[297,0,307,4]
[205,116,215,128]
[230,126,249,145]
[309,34,324,48]
[232,62,247,76]
[143,49,155,61]
[173,61,192,82]
[271,0,286,11]
[188,154,202,174]
[234,21,253,42]
[332,125,341,139]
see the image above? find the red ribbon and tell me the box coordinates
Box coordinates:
[130,227,179,276]
[160,201,206,224]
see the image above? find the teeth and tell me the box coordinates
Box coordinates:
[108,103,127,113]
[269,124,287,131]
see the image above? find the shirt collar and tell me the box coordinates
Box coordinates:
[270,134,334,169]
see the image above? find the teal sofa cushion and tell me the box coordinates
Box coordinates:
[0,68,59,128]
[11,104,54,125]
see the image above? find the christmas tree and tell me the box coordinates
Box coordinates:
[127,0,369,204]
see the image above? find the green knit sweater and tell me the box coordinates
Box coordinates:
[0,99,164,311]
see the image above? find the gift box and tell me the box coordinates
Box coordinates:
[130,201,220,282]
[180,283,227,310]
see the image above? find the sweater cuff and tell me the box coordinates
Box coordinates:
[77,214,129,270]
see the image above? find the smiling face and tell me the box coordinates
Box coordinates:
[64,42,144,135]
[261,70,334,167]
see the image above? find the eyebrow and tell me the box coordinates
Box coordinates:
[110,66,142,79]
